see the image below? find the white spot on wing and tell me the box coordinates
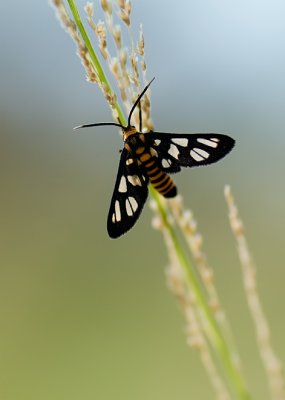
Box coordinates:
[211,138,219,142]
[194,148,210,158]
[129,197,138,212]
[190,150,203,162]
[118,176,127,192]
[127,175,142,186]
[125,197,138,216]
[190,148,210,162]
[162,159,172,168]
[112,213,116,223]
[197,138,218,148]
[168,144,180,159]
[115,200,121,221]
[154,139,161,146]
[126,158,134,165]
[172,138,188,147]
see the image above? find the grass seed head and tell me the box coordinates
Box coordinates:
[101,0,112,15]
[84,2,94,17]
[112,25,122,48]
[118,0,131,26]
[137,24,145,56]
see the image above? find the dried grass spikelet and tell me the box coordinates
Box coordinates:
[130,53,139,87]
[150,198,231,400]
[101,81,117,107]
[182,292,231,400]
[112,25,122,49]
[96,20,109,60]
[225,185,285,400]
[119,48,128,69]
[51,0,98,83]
[78,46,98,83]
[141,92,153,131]
[170,196,224,319]
[117,0,131,26]
[85,5,110,61]
[101,0,112,15]
[109,57,120,80]
[168,195,243,371]
[137,24,145,56]
[84,1,94,17]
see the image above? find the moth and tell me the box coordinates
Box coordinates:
[75,79,235,238]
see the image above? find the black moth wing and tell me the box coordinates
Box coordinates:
[145,132,235,173]
[107,148,149,239]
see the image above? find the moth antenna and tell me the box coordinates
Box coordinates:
[74,122,124,130]
[127,77,155,127]
[138,99,142,132]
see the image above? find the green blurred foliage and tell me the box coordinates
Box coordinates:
[1,1,285,399]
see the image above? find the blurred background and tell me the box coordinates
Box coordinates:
[1,0,285,399]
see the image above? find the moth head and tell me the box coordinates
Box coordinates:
[123,126,137,141]
[74,78,155,133]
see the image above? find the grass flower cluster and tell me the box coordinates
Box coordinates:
[51,1,285,398]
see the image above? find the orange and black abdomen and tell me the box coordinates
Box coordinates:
[138,150,177,198]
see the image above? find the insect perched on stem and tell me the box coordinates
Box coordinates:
[75,78,235,238]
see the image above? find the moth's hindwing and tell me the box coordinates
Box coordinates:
[146,132,235,173]
[107,149,149,238]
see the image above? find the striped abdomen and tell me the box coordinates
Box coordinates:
[138,149,177,198]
